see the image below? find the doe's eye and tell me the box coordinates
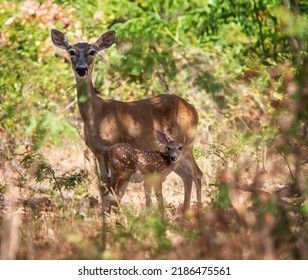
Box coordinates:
[89,50,96,56]
[68,50,76,56]
[179,146,183,151]
[167,147,171,151]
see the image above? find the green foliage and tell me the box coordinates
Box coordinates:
[0,184,6,194]
[21,153,87,195]
[0,0,78,150]
[215,184,231,208]
[21,153,55,183]
[110,209,172,257]
[56,171,88,191]
[206,142,240,167]
[302,203,308,215]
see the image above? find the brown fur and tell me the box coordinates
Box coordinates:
[103,133,184,208]
[51,29,202,211]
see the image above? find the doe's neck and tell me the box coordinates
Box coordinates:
[75,74,100,125]
[76,74,97,103]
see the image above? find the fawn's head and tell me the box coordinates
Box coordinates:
[51,30,116,79]
[156,131,185,163]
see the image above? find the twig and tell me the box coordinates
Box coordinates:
[64,98,77,111]
[51,171,63,198]
[8,159,26,180]
[262,144,267,172]
[276,149,295,181]
[163,27,183,46]
[16,183,55,195]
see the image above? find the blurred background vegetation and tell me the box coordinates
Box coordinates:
[0,0,307,259]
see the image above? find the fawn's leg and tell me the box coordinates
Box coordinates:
[154,181,164,213]
[113,172,131,206]
[143,176,153,207]
[144,185,152,208]
[117,181,129,200]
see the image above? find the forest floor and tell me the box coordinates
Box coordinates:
[1,110,307,260]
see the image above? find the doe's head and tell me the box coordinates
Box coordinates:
[51,29,116,79]
[156,131,185,163]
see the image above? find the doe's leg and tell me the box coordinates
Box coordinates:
[174,148,202,211]
[97,160,113,213]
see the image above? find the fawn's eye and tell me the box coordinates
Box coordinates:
[89,50,97,56]
[179,146,183,150]
[68,50,76,56]
[168,147,171,151]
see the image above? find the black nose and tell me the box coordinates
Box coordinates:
[170,156,177,162]
[76,65,88,77]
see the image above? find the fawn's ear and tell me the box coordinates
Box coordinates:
[94,30,116,51]
[51,29,72,50]
[156,131,171,145]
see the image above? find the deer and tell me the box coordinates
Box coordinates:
[51,29,202,212]
[103,131,185,210]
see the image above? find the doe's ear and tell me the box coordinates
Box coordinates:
[94,30,116,51]
[51,29,71,50]
[156,131,172,145]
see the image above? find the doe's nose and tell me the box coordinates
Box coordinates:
[76,65,88,77]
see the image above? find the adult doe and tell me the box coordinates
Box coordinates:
[51,29,202,211]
